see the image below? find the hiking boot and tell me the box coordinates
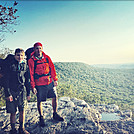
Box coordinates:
[39,116,45,127]
[10,129,17,134]
[18,128,30,134]
[53,112,64,121]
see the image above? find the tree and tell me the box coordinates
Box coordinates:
[57,83,75,98]
[0,47,13,59]
[0,1,19,43]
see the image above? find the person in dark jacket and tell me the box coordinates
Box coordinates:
[28,42,64,127]
[4,48,30,134]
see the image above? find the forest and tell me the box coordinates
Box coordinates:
[54,62,134,119]
[54,62,134,110]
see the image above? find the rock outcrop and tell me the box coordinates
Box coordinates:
[0,97,133,134]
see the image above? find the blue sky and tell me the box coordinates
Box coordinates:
[1,1,134,65]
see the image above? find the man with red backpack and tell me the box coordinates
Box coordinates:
[28,42,64,127]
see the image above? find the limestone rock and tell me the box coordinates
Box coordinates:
[0,97,133,134]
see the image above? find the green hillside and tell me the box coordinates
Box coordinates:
[54,62,134,111]
[0,61,133,114]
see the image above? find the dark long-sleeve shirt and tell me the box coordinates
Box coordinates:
[4,57,30,98]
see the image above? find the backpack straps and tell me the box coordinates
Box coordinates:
[33,58,51,80]
[34,60,37,76]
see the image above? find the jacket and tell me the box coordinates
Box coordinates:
[28,51,58,89]
[4,57,30,98]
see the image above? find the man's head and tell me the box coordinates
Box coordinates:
[14,48,25,63]
[34,42,43,57]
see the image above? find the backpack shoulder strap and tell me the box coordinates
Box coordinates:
[33,59,37,75]
[33,57,51,79]
[33,57,48,73]
[46,57,49,63]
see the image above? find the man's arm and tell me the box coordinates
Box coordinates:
[28,59,36,89]
[47,56,58,82]
[28,59,37,95]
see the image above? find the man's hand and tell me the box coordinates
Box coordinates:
[27,96,30,101]
[54,81,58,87]
[6,95,13,102]
[32,88,37,94]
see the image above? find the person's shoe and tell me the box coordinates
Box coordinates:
[10,129,17,134]
[53,112,64,121]
[18,127,30,134]
[39,116,45,127]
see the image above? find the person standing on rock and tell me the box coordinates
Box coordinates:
[28,42,64,127]
[4,48,30,134]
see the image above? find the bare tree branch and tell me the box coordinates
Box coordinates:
[0,1,19,43]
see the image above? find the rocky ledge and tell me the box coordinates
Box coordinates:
[0,97,133,134]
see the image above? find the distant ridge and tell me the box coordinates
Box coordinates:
[91,63,134,69]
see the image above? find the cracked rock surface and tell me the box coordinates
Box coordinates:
[0,97,133,134]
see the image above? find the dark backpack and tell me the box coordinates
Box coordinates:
[0,59,4,88]
[0,54,14,89]
[25,47,34,62]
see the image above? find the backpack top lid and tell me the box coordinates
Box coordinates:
[4,54,14,61]
[0,54,14,68]
[0,59,4,67]
[25,47,34,61]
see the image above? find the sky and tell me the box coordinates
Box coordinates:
[1,1,134,65]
